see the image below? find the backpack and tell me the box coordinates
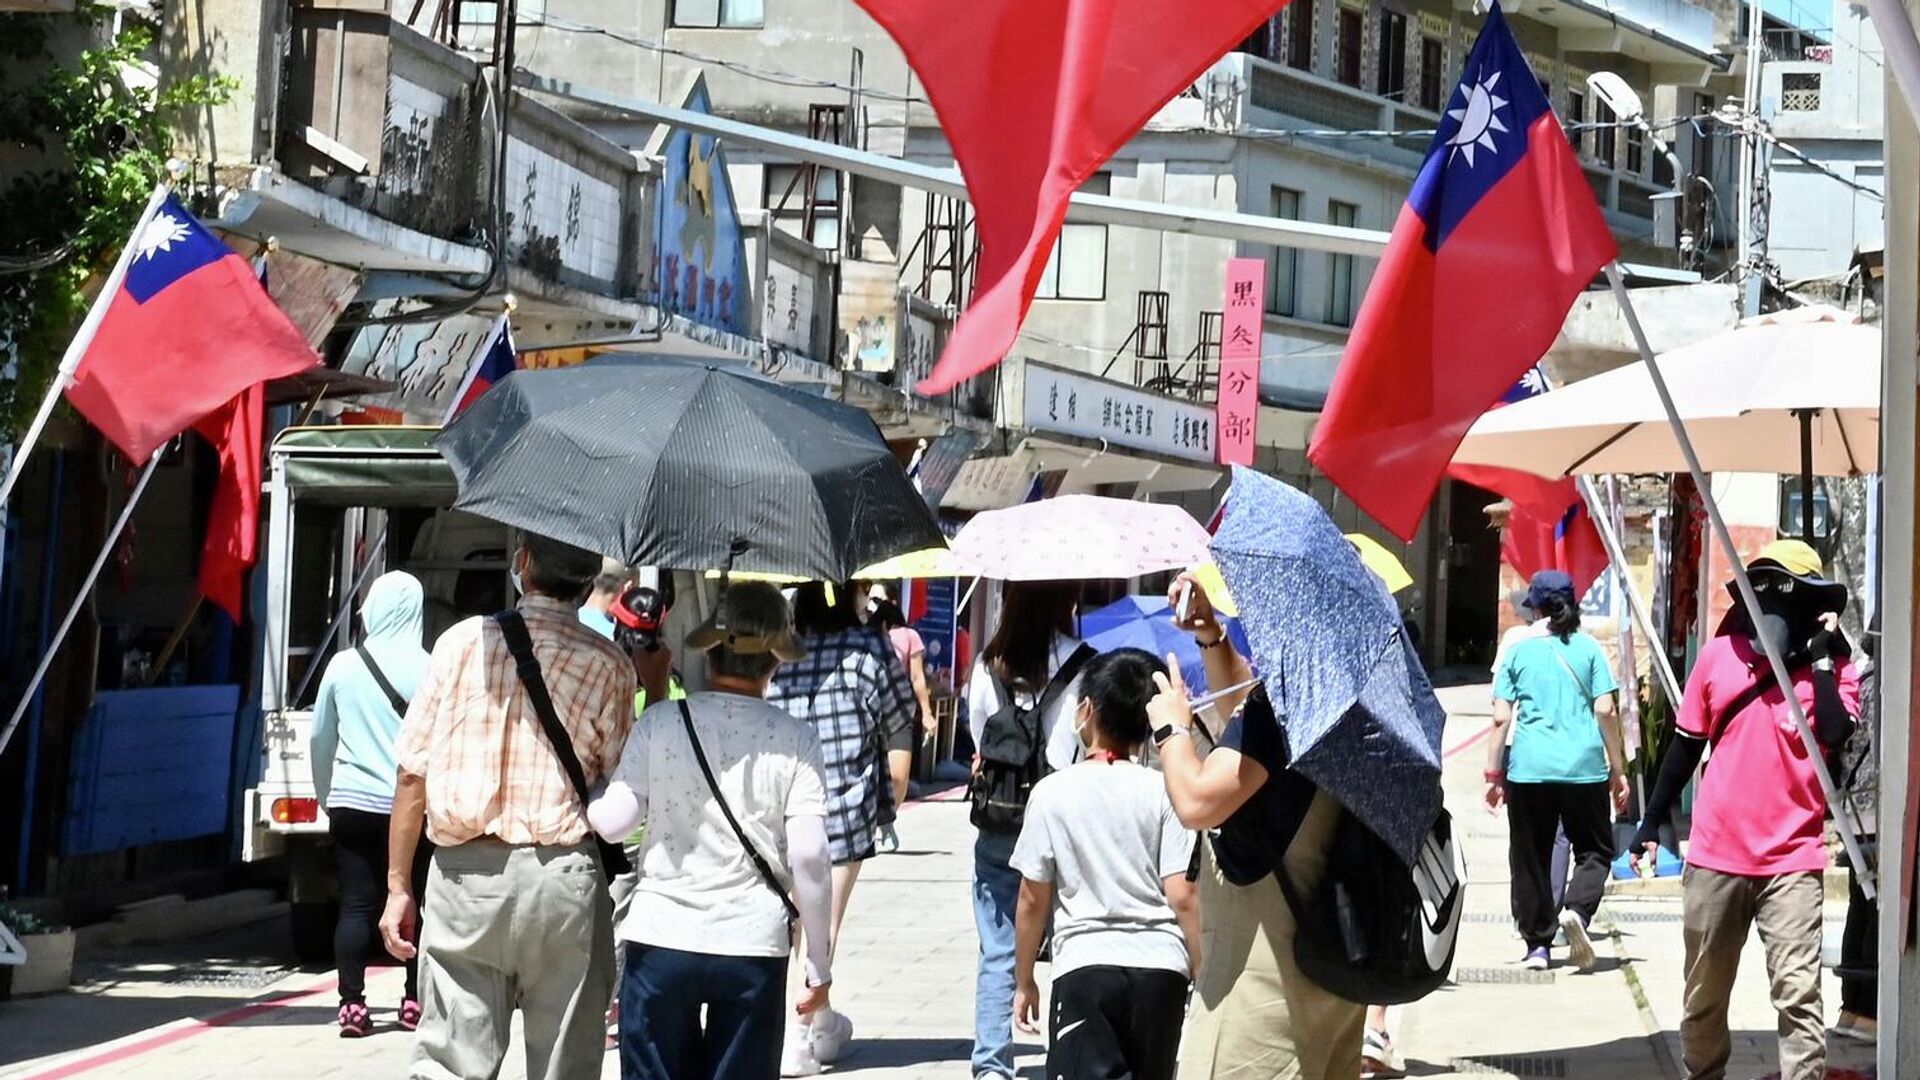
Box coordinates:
[969,644,1095,834]
[1272,805,1465,1006]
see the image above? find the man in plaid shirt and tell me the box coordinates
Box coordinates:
[767,582,917,1072]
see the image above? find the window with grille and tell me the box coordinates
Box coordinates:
[1036,173,1110,301]
[672,0,763,28]
[1625,123,1645,175]
[1593,99,1617,168]
[1268,188,1302,318]
[1285,0,1314,70]
[1335,7,1363,87]
[1565,88,1587,158]
[1418,37,1445,110]
[1377,11,1407,99]
[764,164,841,249]
[1780,72,1822,111]
[1327,201,1359,326]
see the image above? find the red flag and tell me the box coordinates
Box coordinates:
[1308,3,1615,540]
[192,383,264,621]
[66,195,316,462]
[1448,367,1608,595]
[854,0,1288,394]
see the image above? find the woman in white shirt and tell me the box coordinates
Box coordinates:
[967,581,1085,1080]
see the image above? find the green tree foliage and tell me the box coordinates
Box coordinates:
[0,9,234,432]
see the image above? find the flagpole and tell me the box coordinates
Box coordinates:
[1604,261,1877,898]
[0,452,163,760]
[0,176,178,513]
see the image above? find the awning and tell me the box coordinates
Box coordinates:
[272,425,458,507]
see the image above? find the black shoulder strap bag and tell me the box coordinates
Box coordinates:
[491,610,632,878]
[676,699,801,927]
[354,644,409,716]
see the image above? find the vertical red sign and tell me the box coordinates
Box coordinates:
[1217,257,1265,466]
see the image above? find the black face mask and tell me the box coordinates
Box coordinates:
[1745,573,1818,659]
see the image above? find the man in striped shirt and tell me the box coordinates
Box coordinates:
[380,530,636,1080]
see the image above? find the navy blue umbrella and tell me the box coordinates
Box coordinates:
[1209,466,1446,864]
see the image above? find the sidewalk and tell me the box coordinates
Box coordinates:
[0,684,1876,1079]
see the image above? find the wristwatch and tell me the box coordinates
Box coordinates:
[1153,723,1190,747]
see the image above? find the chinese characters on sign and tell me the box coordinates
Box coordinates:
[1021,363,1217,463]
[1217,257,1264,466]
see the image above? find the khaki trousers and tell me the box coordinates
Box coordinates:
[1180,791,1365,1080]
[1680,865,1824,1080]
[411,839,614,1080]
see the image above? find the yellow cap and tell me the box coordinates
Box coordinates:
[1750,539,1824,579]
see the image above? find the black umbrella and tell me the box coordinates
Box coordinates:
[437,355,946,581]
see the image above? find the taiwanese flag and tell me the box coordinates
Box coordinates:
[1449,367,1608,595]
[65,195,318,462]
[853,0,1290,394]
[1308,2,1615,541]
[444,314,516,422]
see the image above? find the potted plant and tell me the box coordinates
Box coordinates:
[0,901,73,998]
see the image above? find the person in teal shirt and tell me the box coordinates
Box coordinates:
[1485,570,1629,974]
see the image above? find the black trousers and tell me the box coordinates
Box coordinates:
[1506,781,1614,950]
[1048,965,1189,1080]
[330,807,432,1005]
[1840,849,1878,1017]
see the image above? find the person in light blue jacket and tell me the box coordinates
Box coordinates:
[310,570,432,1038]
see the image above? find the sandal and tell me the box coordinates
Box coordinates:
[338,1001,372,1039]
[399,998,422,1032]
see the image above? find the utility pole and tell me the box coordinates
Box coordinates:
[1738,0,1771,317]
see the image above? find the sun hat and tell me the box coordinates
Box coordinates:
[687,580,806,661]
[1746,539,1847,613]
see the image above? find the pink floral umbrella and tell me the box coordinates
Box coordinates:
[950,495,1213,581]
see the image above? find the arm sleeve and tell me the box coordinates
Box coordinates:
[1812,664,1857,749]
[594,657,640,784]
[966,661,995,752]
[1492,652,1519,704]
[1008,793,1055,882]
[309,664,341,806]
[788,729,829,819]
[1042,676,1085,773]
[785,813,834,986]
[1633,731,1705,850]
[1587,639,1620,697]
[587,720,650,841]
[395,626,465,779]
[869,649,917,741]
[1159,796,1198,879]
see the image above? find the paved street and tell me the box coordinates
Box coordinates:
[0,685,1875,1080]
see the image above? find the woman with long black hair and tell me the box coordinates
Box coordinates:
[1484,570,1629,973]
[967,581,1087,1080]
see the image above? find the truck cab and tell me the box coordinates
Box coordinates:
[246,425,513,959]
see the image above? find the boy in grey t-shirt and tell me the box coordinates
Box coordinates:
[1012,649,1200,1080]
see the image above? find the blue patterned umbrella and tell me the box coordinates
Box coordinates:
[1209,466,1446,864]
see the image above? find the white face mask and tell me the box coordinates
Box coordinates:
[510,553,526,597]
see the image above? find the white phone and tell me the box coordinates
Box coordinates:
[1175,578,1194,623]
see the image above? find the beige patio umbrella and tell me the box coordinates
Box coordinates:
[1452,306,1881,533]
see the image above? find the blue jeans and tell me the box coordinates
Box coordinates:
[618,942,787,1080]
[972,830,1022,1079]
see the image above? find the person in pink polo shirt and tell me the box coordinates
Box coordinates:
[1630,540,1859,1080]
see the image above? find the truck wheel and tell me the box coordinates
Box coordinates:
[290,900,338,966]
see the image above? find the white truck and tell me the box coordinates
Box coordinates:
[245,425,514,960]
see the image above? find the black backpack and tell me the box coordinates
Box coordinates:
[969,644,1095,834]
[1273,804,1464,1005]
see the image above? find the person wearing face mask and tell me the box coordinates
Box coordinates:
[380,530,639,1080]
[1629,540,1859,1080]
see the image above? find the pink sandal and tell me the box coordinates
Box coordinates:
[338,1001,372,1038]
[399,998,422,1032]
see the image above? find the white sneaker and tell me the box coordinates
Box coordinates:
[1559,910,1596,973]
[780,1022,821,1077]
[811,1008,855,1064]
